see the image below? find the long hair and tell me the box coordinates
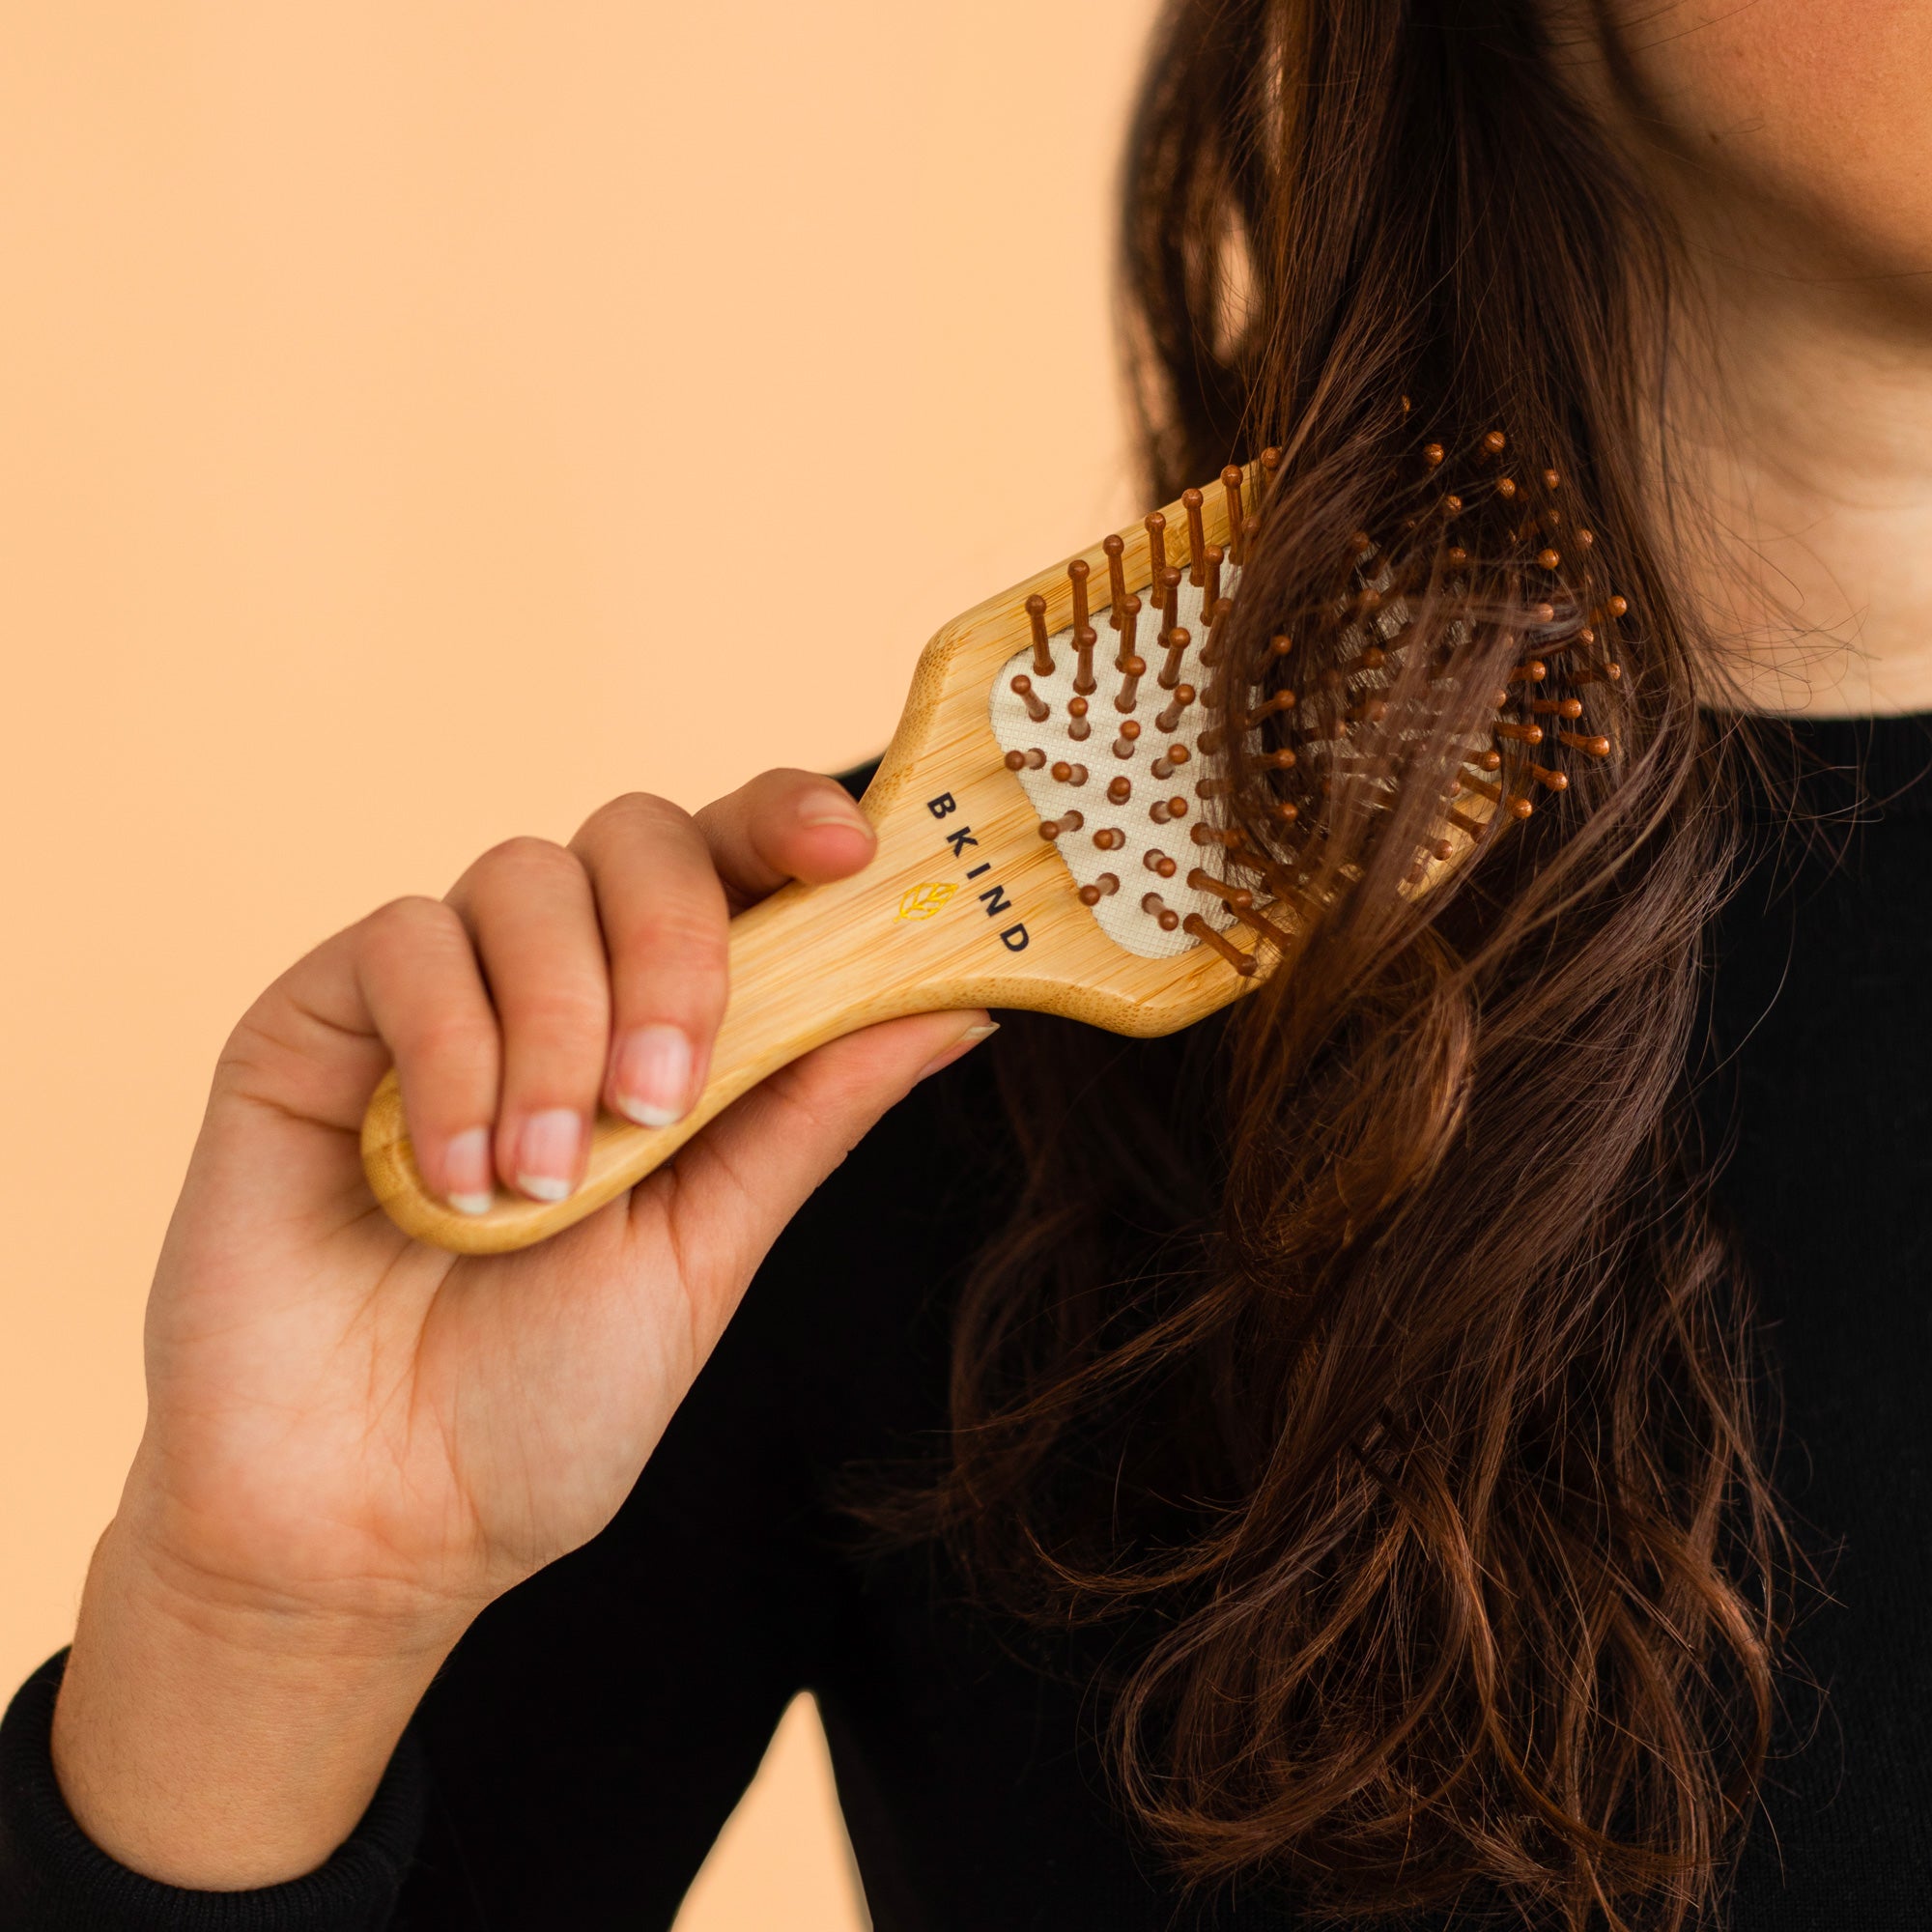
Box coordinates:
[871,4,1782,1925]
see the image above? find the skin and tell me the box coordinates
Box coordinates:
[48,1,1932,1896]
[1577,0,1932,713]
[52,771,992,1887]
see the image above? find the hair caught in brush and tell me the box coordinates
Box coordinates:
[862,3,1783,1927]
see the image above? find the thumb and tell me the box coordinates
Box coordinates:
[632,1009,997,1295]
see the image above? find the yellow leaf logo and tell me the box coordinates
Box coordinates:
[897,881,958,922]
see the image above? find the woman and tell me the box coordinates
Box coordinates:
[3,2,1925,1925]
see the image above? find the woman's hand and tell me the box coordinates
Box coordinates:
[50,770,992,1889]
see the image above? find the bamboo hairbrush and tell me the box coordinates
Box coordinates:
[362,440,1620,1253]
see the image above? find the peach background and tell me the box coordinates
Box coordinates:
[0,3,1161,1923]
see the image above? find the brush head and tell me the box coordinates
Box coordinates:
[980,433,1621,986]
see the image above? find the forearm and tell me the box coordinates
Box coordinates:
[51,1520,454,1890]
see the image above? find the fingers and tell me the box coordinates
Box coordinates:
[447,838,611,1203]
[351,897,501,1209]
[340,772,879,1219]
[570,796,730,1130]
[693,768,875,907]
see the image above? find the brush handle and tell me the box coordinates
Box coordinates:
[360,859,970,1255]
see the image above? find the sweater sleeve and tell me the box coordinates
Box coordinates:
[0,1651,424,1930]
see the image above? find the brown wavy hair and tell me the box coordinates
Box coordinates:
[870,2,1783,1926]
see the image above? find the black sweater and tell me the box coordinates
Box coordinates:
[4,716,1929,1929]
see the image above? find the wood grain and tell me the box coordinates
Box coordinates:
[362,469,1272,1252]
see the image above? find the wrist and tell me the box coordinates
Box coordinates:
[52,1518,460,1889]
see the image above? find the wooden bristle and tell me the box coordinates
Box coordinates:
[1183,489,1207,583]
[1144,848,1177,877]
[1159,622,1190,692]
[1260,446,1282,494]
[1482,429,1507,455]
[1492,720,1544,745]
[1188,867,1253,910]
[1116,594,1141,673]
[1079,872,1120,905]
[1200,597,1234,668]
[1203,543,1224,617]
[1066,695,1091,742]
[1025,594,1053,677]
[1068,557,1091,635]
[1229,901,1293,951]
[1094,827,1126,851]
[1182,913,1256,975]
[1151,744,1191,781]
[1142,892,1181,932]
[1104,533,1126,630]
[1072,625,1097,696]
[1050,759,1088,785]
[1004,747,1045,772]
[1115,653,1145,715]
[1107,775,1133,804]
[1152,796,1189,823]
[1009,673,1050,723]
[1423,442,1445,469]
[1462,773,1533,818]
[1038,810,1083,840]
[1155,683,1195,733]
[1146,511,1167,584]
[1113,719,1142,757]
[1222,467,1246,563]
[1528,696,1584,718]
[1558,730,1612,756]
[1240,689,1297,725]
[1526,763,1569,791]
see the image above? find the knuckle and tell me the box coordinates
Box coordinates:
[477,834,577,878]
[398,1011,497,1073]
[502,984,610,1048]
[575,791,687,849]
[365,893,458,945]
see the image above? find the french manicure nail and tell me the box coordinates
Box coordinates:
[613,1024,695,1128]
[444,1126,495,1215]
[515,1108,582,1202]
[916,1020,1000,1083]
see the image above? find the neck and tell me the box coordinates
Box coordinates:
[1671,244,1932,717]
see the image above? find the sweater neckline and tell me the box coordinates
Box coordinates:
[1721,709,1932,822]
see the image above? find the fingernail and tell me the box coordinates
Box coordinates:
[444,1126,495,1215]
[613,1024,695,1128]
[916,1020,999,1083]
[515,1108,582,1202]
[795,790,871,834]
